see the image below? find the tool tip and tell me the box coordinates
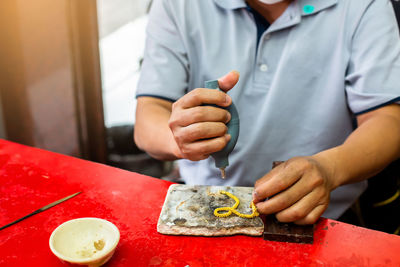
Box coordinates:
[220,168,226,179]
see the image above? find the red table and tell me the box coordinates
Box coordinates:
[1,139,399,266]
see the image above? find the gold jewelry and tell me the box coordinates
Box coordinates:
[214,190,259,218]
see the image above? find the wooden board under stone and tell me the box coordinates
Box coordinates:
[157,184,264,236]
[261,215,314,244]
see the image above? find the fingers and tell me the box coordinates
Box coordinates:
[253,157,332,225]
[177,88,231,109]
[218,70,240,92]
[253,160,304,203]
[255,179,313,215]
[169,104,231,160]
[178,69,240,108]
[169,106,231,128]
[255,165,325,214]
[168,72,239,161]
[253,167,280,203]
[174,122,228,144]
[179,134,231,161]
[256,186,329,225]
[274,187,328,223]
[293,204,327,225]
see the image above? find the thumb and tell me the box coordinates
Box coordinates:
[218,70,240,92]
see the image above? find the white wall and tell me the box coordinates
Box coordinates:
[97,0,151,38]
[97,0,151,127]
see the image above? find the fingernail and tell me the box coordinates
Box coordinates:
[232,70,240,76]
[225,112,231,123]
[252,190,259,201]
[225,95,231,104]
[225,134,231,142]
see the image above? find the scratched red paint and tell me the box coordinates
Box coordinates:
[1,140,400,266]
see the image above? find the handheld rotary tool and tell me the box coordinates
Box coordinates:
[205,80,240,179]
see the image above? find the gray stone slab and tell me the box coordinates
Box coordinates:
[157,184,264,236]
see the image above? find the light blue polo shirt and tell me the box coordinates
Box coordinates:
[136,0,400,219]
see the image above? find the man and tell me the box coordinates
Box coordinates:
[134,0,400,225]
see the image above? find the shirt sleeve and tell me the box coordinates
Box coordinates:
[345,0,400,115]
[136,0,189,102]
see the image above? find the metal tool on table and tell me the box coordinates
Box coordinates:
[205,80,240,179]
[0,192,81,231]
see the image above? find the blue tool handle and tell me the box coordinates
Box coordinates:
[205,80,240,170]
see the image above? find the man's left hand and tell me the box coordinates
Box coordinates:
[253,156,336,225]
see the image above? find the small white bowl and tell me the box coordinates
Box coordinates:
[49,218,120,266]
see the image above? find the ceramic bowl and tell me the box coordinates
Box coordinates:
[49,218,120,267]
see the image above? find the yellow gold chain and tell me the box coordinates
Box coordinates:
[214,190,259,218]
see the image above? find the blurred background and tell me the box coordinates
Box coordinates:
[0,0,173,178]
[98,0,174,178]
[0,0,399,234]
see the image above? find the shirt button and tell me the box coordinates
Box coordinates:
[260,64,268,72]
[265,34,271,40]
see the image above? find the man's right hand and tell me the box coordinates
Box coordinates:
[168,71,240,161]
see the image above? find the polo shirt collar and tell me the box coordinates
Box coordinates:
[299,0,338,16]
[213,0,338,15]
[213,0,247,10]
